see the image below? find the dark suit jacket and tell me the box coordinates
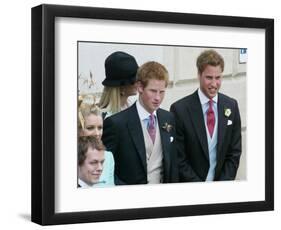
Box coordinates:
[170,90,242,182]
[102,103,178,185]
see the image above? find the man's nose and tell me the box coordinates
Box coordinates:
[155,92,161,100]
[96,162,103,171]
[210,79,217,87]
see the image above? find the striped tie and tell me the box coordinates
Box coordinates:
[147,114,156,143]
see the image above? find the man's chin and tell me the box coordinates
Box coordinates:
[91,176,101,182]
[153,104,160,109]
[208,92,217,98]
[90,180,100,185]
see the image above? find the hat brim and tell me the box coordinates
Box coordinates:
[102,76,136,86]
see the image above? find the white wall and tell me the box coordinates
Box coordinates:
[0,0,279,229]
[78,42,164,94]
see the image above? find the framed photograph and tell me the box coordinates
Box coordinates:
[31,4,274,225]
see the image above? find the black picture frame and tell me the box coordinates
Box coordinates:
[31,4,274,225]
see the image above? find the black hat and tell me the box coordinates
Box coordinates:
[102,51,138,86]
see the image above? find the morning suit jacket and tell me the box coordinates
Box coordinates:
[170,90,242,182]
[102,103,179,185]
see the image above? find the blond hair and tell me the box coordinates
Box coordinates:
[98,86,122,114]
[136,61,169,88]
[78,102,102,131]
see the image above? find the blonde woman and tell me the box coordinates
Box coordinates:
[99,51,139,118]
[78,103,115,186]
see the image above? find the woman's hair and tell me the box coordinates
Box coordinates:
[78,101,102,131]
[196,49,225,75]
[98,86,122,114]
[136,61,169,88]
[78,136,105,166]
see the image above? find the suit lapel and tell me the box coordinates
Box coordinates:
[189,91,209,160]
[217,94,228,155]
[127,104,147,173]
[157,109,171,173]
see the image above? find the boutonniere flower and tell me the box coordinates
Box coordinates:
[224,108,231,117]
[162,122,173,133]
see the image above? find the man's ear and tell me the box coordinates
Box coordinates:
[136,81,144,93]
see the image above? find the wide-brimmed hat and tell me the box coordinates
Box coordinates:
[102,51,138,86]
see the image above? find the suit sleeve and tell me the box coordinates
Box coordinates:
[102,116,118,154]
[102,117,126,185]
[170,104,202,182]
[218,100,242,180]
[169,116,179,183]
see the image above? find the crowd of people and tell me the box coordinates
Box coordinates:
[77,49,242,188]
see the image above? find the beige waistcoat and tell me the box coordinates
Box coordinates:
[141,121,163,184]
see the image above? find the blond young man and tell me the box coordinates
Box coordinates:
[102,61,178,185]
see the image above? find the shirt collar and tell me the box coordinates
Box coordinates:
[78,179,91,188]
[198,88,218,105]
[78,178,103,188]
[136,100,157,121]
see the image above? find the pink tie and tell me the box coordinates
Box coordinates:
[148,114,156,143]
[207,100,215,137]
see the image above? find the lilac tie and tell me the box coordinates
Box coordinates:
[148,114,156,143]
[207,100,215,137]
